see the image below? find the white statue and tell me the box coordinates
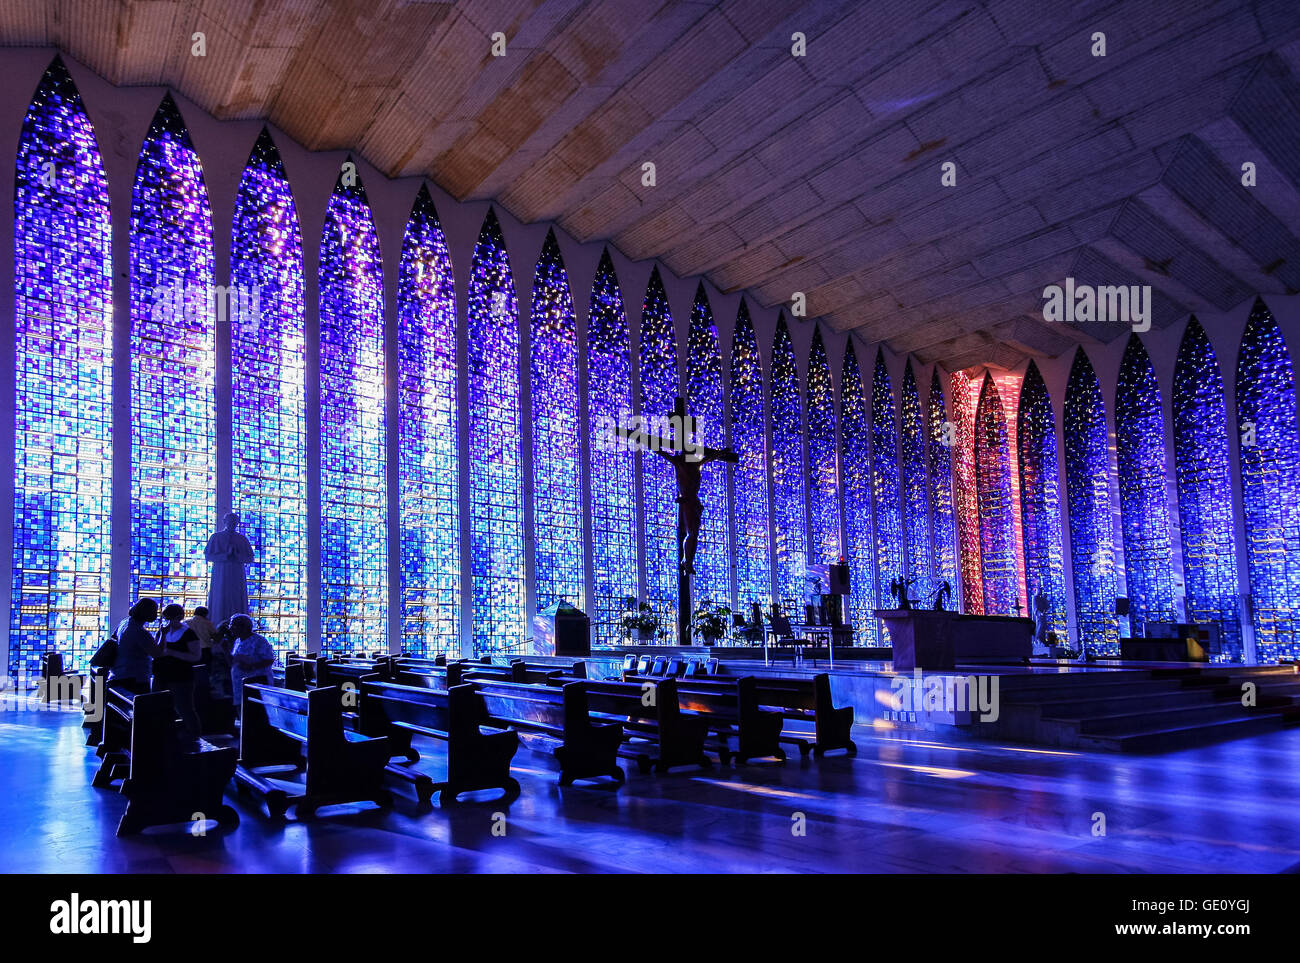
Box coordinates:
[205,511,253,625]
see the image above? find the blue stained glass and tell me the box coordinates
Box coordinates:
[872,349,903,634]
[639,267,679,640]
[806,328,841,566]
[130,95,215,618]
[685,284,730,608]
[231,129,306,658]
[587,250,638,644]
[900,361,932,590]
[1065,348,1118,654]
[1115,334,1175,638]
[1016,362,1067,642]
[771,315,809,608]
[467,209,524,655]
[318,167,387,654]
[1235,300,1298,661]
[398,186,460,657]
[729,302,771,609]
[840,346,876,644]
[1173,318,1240,658]
[10,59,113,681]
[927,369,958,597]
[531,230,584,613]
[975,374,1017,615]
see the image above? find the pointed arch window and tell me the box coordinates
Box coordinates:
[1234,300,1297,661]
[840,346,875,644]
[1115,334,1175,638]
[872,350,903,628]
[397,187,460,656]
[729,303,771,610]
[130,95,216,617]
[685,285,731,607]
[1173,318,1240,658]
[10,60,113,679]
[467,210,524,655]
[771,316,808,606]
[927,370,959,597]
[1065,349,1118,653]
[639,269,679,638]
[975,375,1017,614]
[900,362,932,590]
[318,169,387,653]
[587,251,637,644]
[1017,362,1066,640]
[530,230,584,613]
[807,329,840,567]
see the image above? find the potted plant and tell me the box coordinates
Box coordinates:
[691,602,731,646]
[620,598,659,643]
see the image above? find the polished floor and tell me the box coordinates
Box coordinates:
[5,707,1300,874]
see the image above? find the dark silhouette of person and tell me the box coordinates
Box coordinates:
[651,446,732,575]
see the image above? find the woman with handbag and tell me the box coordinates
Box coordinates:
[106,598,159,695]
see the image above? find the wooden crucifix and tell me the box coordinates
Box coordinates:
[616,396,738,646]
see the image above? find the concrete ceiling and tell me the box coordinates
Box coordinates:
[4,0,1300,370]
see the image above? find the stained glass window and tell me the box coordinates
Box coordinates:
[806,328,840,567]
[729,302,771,610]
[1064,348,1118,654]
[900,361,932,592]
[10,59,113,681]
[1114,334,1175,639]
[1016,362,1066,642]
[587,250,638,645]
[467,209,524,655]
[318,167,387,654]
[685,284,730,608]
[950,371,983,613]
[230,129,306,657]
[927,369,959,600]
[639,268,679,640]
[840,345,876,644]
[531,229,584,613]
[130,95,215,618]
[770,316,808,608]
[397,186,460,657]
[1235,300,1297,661]
[871,350,903,634]
[975,374,1017,615]
[1173,318,1241,658]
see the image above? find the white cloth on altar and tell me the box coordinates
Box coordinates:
[205,528,253,625]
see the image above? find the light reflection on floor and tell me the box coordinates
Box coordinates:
[4,710,1299,873]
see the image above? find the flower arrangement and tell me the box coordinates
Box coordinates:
[691,602,731,645]
[620,597,660,639]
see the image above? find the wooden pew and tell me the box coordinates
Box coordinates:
[554,677,711,774]
[749,673,856,757]
[473,679,625,785]
[358,681,520,803]
[92,684,138,787]
[395,662,465,690]
[112,691,240,836]
[623,673,785,764]
[235,683,392,819]
[83,666,108,747]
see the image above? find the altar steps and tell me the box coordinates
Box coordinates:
[986,664,1300,752]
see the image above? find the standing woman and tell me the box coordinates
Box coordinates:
[153,603,202,739]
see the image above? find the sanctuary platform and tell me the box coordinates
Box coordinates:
[588,648,1300,752]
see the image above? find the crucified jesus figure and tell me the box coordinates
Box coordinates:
[651,446,735,575]
[615,397,738,577]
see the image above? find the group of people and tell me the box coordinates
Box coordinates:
[107,598,277,738]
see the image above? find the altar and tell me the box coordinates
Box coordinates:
[875,609,1034,670]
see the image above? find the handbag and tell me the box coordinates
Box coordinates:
[88,636,118,669]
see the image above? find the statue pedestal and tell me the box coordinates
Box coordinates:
[875,609,956,670]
